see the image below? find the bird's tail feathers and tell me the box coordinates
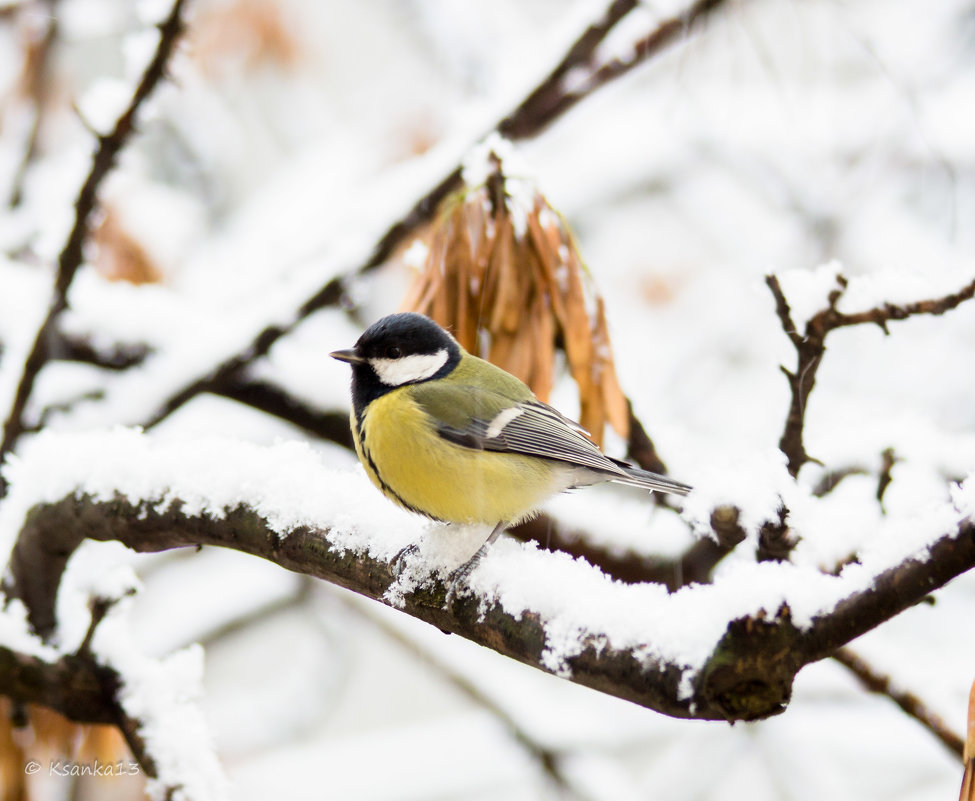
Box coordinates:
[609,461,692,496]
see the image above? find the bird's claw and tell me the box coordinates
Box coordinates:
[391,543,419,576]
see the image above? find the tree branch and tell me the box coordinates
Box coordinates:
[832,646,964,760]
[5,490,974,723]
[140,0,733,430]
[767,272,975,477]
[499,0,729,139]
[52,334,152,371]
[0,0,189,495]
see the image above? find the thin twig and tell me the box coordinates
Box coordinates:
[832,646,964,760]
[76,591,135,658]
[496,0,640,139]
[0,0,190,495]
[812,465,869,497]
[877,446,897,512]
[342,593,597,801]
[7,0,59,209]
[196,577,314,648]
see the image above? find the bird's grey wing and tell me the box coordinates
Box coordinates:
[435,398,626,477]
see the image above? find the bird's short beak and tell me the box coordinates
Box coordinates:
[330,348,365,364]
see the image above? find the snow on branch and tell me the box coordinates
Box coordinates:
[0,0,190,495]
[767,268,975,477]
[3,431,974,727]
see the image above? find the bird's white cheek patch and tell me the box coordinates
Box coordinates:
[370,349,449,386]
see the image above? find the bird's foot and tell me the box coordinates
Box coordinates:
[391,543,420,576]
[444,545,489,606]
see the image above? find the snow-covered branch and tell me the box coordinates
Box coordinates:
[0,610,223,800]
[3,432,974,726]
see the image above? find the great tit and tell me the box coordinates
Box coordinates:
[331,312,690,595]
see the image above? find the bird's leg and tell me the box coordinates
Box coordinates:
[444,521,506,605]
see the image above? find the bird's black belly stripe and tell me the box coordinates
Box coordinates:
[356,413,444,522]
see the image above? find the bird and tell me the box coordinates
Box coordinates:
[330,312,691,598]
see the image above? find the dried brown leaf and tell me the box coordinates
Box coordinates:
[93,208,162,285]
[594,296,631,439]
[400,157,645,448]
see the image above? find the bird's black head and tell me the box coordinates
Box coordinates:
[331,313,462,411]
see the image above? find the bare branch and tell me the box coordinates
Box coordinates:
[767,272,975,477]
[6,0,59,209]
[0,0,190,495]
[6,491,974,723]
[344,594,594,801]
[812,465,869,497]
[626,399,669,476]
[877,446,897,512]
[832,646,964,760]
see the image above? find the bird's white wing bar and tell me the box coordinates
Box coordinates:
[485,406,525,439]
[437,401,628,477]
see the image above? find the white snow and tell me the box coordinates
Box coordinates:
[0,598,60,662]
[92,603,229,801]
[77,78,133,136]
[0,428,425,561]
[460,132,539,238]
[2,0,975,797]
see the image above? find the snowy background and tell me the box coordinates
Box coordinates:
[1,0,975,798]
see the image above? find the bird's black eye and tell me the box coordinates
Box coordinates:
[386,345,402,359]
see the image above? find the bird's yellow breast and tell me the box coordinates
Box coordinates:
[353,389,562,525]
